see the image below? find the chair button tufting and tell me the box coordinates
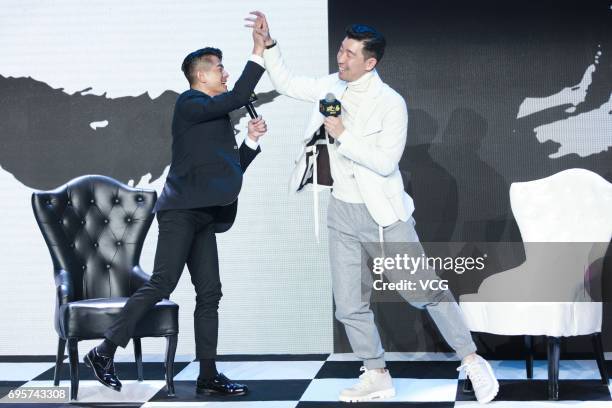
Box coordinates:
[136,195,143,202]
[69,243,75,248]
[82,265,86,270]
[106,264,111,270]
[67,200,72,206]
[114,198,120,204]
[126,217,132,223]
[90,199,95,204]
[103,219,109,224]
[45,200,51,205]
[93,242,98,248]
[80,220,86,225]
[58,220,63,224]
[116,241,122,246]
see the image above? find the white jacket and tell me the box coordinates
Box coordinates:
[263,44,415,229]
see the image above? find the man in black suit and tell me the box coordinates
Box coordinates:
[84,33,268,396]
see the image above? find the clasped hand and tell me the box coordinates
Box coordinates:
[248,116,267,142]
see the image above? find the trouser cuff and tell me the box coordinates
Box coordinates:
[363,357,386,370]
[456,342,478,361]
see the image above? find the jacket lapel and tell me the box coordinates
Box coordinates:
[353,70,385,134]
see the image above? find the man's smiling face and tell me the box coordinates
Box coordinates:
[337,37,376,82]
[199,55,229,96]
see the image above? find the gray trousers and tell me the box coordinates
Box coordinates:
[327,196,477,369]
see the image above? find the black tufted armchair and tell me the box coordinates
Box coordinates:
[31,175,179,400]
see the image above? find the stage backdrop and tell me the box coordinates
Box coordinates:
[0,0,332,357]
[0,0,610,359]
[329,0,612,356]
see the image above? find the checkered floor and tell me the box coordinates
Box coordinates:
[1,353,611,407]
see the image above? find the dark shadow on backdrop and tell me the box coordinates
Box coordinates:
[329,0,612,356]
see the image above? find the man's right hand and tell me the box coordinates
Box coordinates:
[247,116,267,142]
[245,11,274,47]
[251,16,266,56]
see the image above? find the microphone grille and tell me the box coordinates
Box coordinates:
[325,93,336,103]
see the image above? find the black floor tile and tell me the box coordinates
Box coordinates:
[0,381,28,399]
[456,379,611,401]
[316,361,460,379]
[149,379,311,402]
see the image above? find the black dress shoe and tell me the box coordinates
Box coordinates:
[196,373,248,396]
[83,347,122,392]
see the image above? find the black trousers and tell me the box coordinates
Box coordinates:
[105,208,221,359]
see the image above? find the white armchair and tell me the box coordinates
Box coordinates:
[459,168,612,400]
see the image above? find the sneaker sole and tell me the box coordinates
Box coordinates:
[339,387,396,402]
[196,388,247,396]
[477,384,499,405]
[83,354,122,392]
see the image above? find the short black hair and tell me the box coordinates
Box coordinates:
[345,24,386,64]
[181,47,223,85]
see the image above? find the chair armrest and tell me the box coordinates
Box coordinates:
[130,265,151,294]
[54,269,73,305]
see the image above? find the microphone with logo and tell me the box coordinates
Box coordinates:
[319,93,341,143]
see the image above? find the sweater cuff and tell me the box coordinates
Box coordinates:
[249,54,265,68]
[263,41,281,63]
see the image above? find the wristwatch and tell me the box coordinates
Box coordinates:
[265,40,277,49]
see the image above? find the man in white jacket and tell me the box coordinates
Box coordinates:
[246,11,498,404]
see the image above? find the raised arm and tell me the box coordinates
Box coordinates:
[246,11,325,102]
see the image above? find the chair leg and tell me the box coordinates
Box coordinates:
[53,338,66,386]
[165,335,177,397]
[547,336,560,401]
[525,335,534,379]
[133,338,144,382]
[591,333,609,385]
[67,338,79,401]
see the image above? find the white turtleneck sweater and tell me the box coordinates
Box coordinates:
[329,70,375,203]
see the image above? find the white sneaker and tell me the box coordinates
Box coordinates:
[339,366,396,402]
[458,355,499,404]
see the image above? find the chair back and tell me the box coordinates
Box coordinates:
[510,168,612,243]
[32,175,156,300]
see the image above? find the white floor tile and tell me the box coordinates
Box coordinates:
[0,363,55,381]
[113,353,195,363]
[458,360,605,380]
[301,378,458,402]
[174,361,325,381]
[23,380,166,403]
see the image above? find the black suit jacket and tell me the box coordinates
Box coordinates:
[154,60,265,232]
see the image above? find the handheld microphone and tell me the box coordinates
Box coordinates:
[319,93,341,143]
[246,93,258,119]
[319,93,341,117]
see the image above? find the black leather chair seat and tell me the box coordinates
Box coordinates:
[58,298,178,340]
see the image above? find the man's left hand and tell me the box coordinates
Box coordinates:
[324,116,345,140]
